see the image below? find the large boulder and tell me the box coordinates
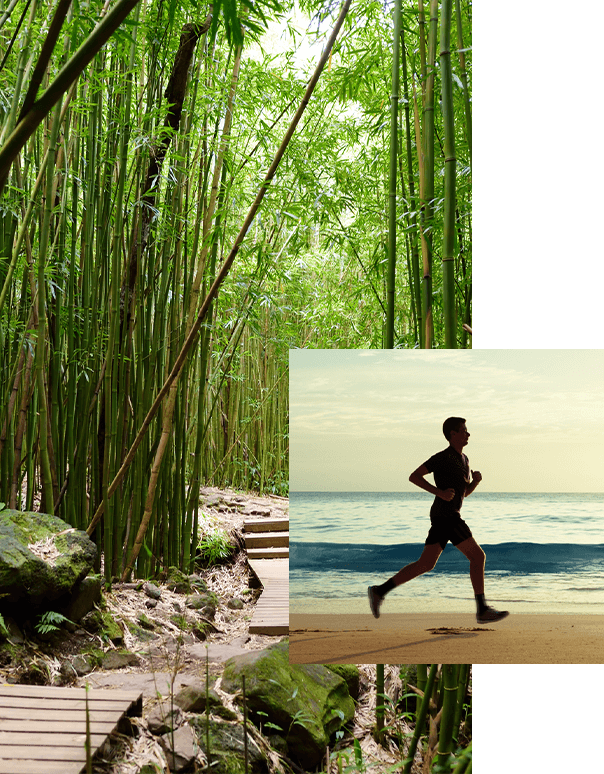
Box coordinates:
[221,639,355,769]
[0,510,97,611]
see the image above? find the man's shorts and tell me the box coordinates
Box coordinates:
[425,516,473,550]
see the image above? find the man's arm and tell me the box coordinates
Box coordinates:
[409,464,455,502]
[465,470,482,496]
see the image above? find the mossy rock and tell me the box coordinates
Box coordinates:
[190,718,266,773]
[325,664,360,700]
[221,639,354,769]
[82,609,123,644]
[165,567,192,594]
[126,620,157,642]
[0,510,96,610]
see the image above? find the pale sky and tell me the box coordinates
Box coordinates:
[290,350,604,492]
[250,3,326,72]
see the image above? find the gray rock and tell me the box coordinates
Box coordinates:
[143,582,161,600]
[101,650,139,670]
[2,616,24,645]
[173,680,223,713]
[160,723,199,772]
[227,598,243,610]
[59,575,102,622]
[185,594,210,610]
[246,507,271,517]
[71,654,94,676]
[0,510,97,609]
[145,599,158,609]
[147,701,184,735]
[165,567,192,594]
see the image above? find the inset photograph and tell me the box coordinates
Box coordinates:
[289,349,604,663]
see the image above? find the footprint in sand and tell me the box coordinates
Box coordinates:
[427,626,494,635]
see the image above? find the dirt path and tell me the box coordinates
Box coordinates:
[74,487,289,698]
[198,485,289,534]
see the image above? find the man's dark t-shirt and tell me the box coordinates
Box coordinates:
[424,447,471,517]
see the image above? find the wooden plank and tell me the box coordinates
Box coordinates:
[0,704,129,727]
[0,731,107,747]
[247,546,289,559]
[0,720,118,734]
[246,504,288,630]
[244,518,289,532]
[0,685,142,774]
[248,557,289,583]
[0,696,137,711]
[0,762,84,774]
[249,576,289,635]
[244,531,289,549]
[0,685,140,701]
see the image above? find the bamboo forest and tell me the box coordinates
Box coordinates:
[0,2,473,772]
[0,0,471,577]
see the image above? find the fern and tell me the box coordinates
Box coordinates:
[35,610,73,635]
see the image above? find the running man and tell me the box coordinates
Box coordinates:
[368,417,509,624]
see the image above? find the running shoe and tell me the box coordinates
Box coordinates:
[476,606,509,624]
[368,586,383,618]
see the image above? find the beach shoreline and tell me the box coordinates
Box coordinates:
[289,613,604,664]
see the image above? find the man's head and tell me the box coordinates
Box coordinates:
[443,417,468,442]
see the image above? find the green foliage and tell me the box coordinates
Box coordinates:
[197,526,233,566]
[0,612,9,638]
[35,610,73,635]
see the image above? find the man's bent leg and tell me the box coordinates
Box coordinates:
[368,543,443,618]
[388,543,443,587]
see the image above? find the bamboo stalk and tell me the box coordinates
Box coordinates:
[403,663,438,774]
[440,0,457,347]
[436,663,459,769]
[385,0,402,348]
[17,0,73,122]
[454,0,471,165]
[35,99,63,513]
[421,0,439,349]
[400,26,423,347]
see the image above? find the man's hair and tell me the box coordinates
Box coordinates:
[443,417,466,441]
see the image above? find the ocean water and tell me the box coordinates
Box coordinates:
[289,491,604,615]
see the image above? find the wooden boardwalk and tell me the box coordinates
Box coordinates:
[0,684,142,774]
[245,516,289,635]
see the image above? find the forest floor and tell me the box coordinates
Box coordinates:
[83,486,290,695]
[0,487,287,769]
[0,487,433,773]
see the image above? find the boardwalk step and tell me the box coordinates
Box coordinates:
[249,587,289,634]
[245,508,289,635]
[244,518,289,533]
[244,531,289,549]
[247,546,289,559]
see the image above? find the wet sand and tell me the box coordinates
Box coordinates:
[288,613,604,664]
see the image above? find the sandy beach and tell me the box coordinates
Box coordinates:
[288,613,604,664]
